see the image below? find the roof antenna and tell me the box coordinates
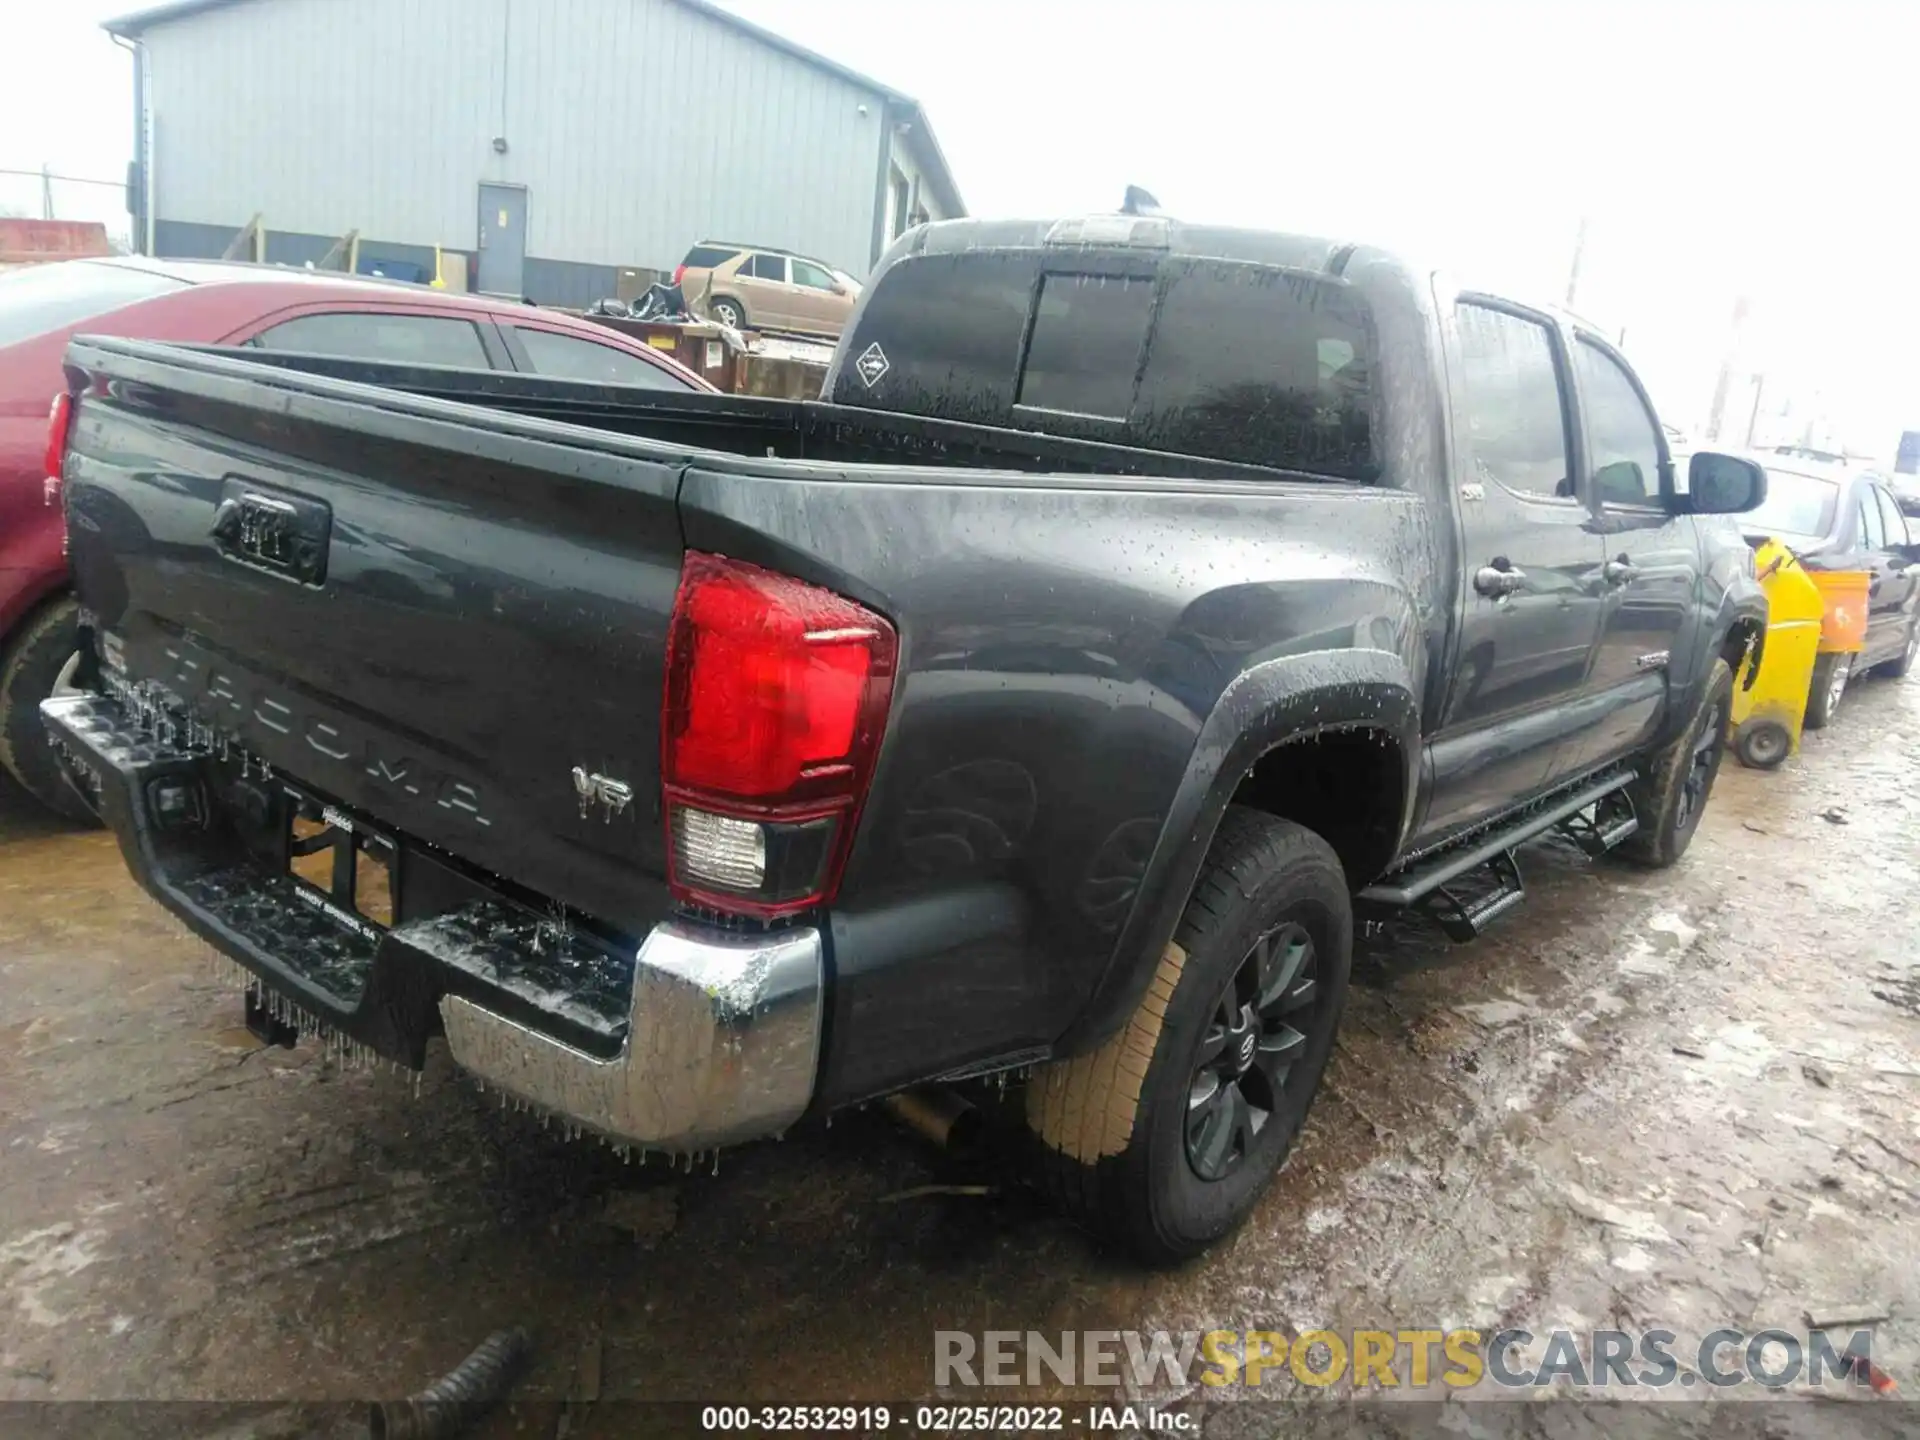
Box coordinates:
[1121,185,1163,217]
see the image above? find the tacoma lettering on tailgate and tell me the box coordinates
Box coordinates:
[155,638,491,827]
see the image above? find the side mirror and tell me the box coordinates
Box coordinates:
[1893,541,1920,570]
[1685,452,1767,515]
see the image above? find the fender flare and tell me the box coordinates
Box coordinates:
[1056,649,1423,1052]
[1665,575,1767,749]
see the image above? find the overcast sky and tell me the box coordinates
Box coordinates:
[4,0,1917,449]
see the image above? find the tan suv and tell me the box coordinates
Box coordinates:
[672,242,861,338]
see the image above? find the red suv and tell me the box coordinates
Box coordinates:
[1,256,711,821]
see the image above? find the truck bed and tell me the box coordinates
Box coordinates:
[54,334,1430,1108]
[194,341,1321,485]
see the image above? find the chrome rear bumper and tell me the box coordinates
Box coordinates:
[438,922,823,1150]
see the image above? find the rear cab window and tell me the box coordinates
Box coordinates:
[0,261,190,348]
[835,250,1379,479]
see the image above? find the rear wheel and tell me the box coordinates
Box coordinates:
[707,296,746,330]
[1618,658,1731,868]
[1023,809,1350,1265]
[0,595,100,824]
[1804,651,1851,730]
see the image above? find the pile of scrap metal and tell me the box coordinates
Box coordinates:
[585,281,691,322]
[578,276,830,398]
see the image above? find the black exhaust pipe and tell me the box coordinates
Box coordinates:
[879,1086,982,1152]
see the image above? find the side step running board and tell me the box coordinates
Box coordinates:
[1359,770,1637,916]
[1556,787,1640,858]
[1421,848,1527,942]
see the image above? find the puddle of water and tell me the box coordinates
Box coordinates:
[0,1223,105,1327]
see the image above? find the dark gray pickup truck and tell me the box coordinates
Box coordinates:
[43,214,1769,1263]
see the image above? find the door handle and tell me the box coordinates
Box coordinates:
[1604,557,1640,587]
[1474,563,1526,598]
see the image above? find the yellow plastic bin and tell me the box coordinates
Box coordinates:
[1801,566,1873,730]
[1729,539,1823,768]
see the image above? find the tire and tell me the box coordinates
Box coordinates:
[1872,615,1920,680]
[1732,719,1790,770]
[707,296,746,330]
[1023,809,1351,1265]
[1617,657,1732,868]
[0,595,100,825]
[1803,651,1851,730]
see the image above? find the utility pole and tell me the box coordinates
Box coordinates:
[1565,215,1590,308]
[1705,294,1751,443]
[1744,375,1767,449]
[40,163,53,220]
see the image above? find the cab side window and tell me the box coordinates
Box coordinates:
[1454,303,1573,501]
[1874,485,1910,547]
[253,311,492,368]
[790,259,838,291]
[1574,339,1663,508]
[1859,489,1888,550]
[510,326,688,389]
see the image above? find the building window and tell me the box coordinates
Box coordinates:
[889,167,911,241]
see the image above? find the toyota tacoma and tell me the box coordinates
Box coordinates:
[43,215,1767,1263]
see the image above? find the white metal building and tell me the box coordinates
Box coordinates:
[106,0,965,304]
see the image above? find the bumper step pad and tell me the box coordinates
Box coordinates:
[42,685,828,1158]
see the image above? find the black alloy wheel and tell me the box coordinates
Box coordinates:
[1673,694,1727,834]
[1185,921,1322,1182]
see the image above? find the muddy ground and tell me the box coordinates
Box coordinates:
[2,675,1918,1436]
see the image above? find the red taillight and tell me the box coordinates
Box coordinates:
[661,552,896,918]
[672,263,687,287]
[44,392,74,507]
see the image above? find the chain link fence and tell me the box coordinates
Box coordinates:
[0,167,132,253]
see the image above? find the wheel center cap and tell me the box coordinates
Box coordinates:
[1226,1006,1258,1075]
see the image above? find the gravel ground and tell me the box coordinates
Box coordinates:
[2,673,1916,1437]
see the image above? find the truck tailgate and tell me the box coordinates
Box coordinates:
[60,338,684,937]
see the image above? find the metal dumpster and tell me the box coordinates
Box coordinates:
[1729,539,1823,768]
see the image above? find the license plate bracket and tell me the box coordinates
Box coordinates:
[283,782,397,933]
